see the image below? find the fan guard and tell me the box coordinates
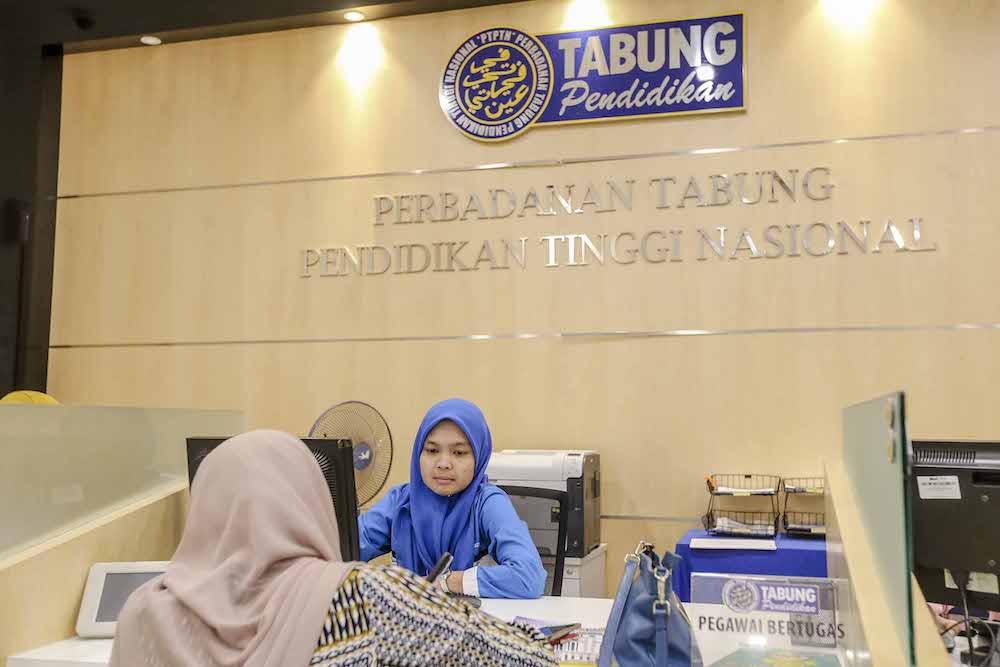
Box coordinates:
[309,401,393,506]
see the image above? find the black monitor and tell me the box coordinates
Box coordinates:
[909,440,1000,610]
[186,437,360,561]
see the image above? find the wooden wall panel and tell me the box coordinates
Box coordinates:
[57,1,1000,196]
[600,519,698,596]
[0,489,187,659]
[47,329,1000,521]
[46,0,1000,606]
[50,133,999,346]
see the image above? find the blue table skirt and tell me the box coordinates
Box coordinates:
[672,528,827,602]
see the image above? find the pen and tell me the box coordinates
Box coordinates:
[426,552,453,583]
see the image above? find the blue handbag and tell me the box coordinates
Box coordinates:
[598,542,702,667]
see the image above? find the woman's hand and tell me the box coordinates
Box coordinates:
[928,603,959,635]
[934,611,959,636]
[446,570,465,594]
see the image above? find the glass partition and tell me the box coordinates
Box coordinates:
[0,405,245,562]
[689,572,861,666]
[841,392,913,664]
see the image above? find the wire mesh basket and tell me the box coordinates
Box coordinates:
[702,510,779,538]
[781,477,825,495]
[706,474,781,496]
[783,511,827,537]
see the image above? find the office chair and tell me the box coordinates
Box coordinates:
[498,485,569,597]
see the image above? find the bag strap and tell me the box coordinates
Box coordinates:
[662,551,682,570]
[654,603,669,665]
[597,552,640,667]
[654,551,690,666]
[652,564,671,666]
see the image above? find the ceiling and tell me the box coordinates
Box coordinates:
[10,0,523,51]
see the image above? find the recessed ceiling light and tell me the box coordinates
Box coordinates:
[140,35,162,46]
[344,11,366,22]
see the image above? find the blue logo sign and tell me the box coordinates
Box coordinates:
[757,582,820,614]
[440,15,744,141]
[353,443,373,471]
[441,27,553,141]
[722,579,760,613]
[722,579,821,615]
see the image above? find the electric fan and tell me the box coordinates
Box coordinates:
[309,401,393,506]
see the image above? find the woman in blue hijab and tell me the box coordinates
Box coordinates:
[358,398,546,599]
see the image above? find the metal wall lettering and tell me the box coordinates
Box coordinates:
[300,163,938,278]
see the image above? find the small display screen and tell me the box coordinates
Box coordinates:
[95,572,162,622]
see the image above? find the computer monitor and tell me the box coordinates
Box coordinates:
[909,439,1000,610]
[186,437,360,561]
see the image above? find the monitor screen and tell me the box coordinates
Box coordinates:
[910,439,1000,610]
[95,571,163,622]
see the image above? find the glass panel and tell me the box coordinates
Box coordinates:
[841,393,913,664]
[0,405,245,561]
[688,572,859,666]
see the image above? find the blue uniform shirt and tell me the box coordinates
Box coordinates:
[359,483,546,599]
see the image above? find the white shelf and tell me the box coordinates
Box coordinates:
[7,638,113,667]
[9,597,614,667]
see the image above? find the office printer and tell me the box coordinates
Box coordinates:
[486,450,600,558]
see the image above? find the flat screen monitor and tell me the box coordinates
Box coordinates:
[909,439,1000,611]
[186,436,360,561]
[76,561,170,637]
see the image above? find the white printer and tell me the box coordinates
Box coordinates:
[486,450,601,558]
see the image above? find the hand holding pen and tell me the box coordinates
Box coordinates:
[426,552,453,589]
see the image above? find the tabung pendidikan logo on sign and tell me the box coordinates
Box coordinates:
[439,14,745,141]
[723,580,821,615]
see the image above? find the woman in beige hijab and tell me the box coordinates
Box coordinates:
[111,430,557,667]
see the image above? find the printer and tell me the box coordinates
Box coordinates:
[486,450,601,558]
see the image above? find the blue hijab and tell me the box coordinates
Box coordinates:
[390,398,499,575]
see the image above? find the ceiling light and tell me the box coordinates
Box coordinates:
[336,23,384,90]
[344,11,366,22]
[560,0,612,30]
[140,35,162,46]
[821,0,880,32]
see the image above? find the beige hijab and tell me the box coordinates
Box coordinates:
[111,430,356,667]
